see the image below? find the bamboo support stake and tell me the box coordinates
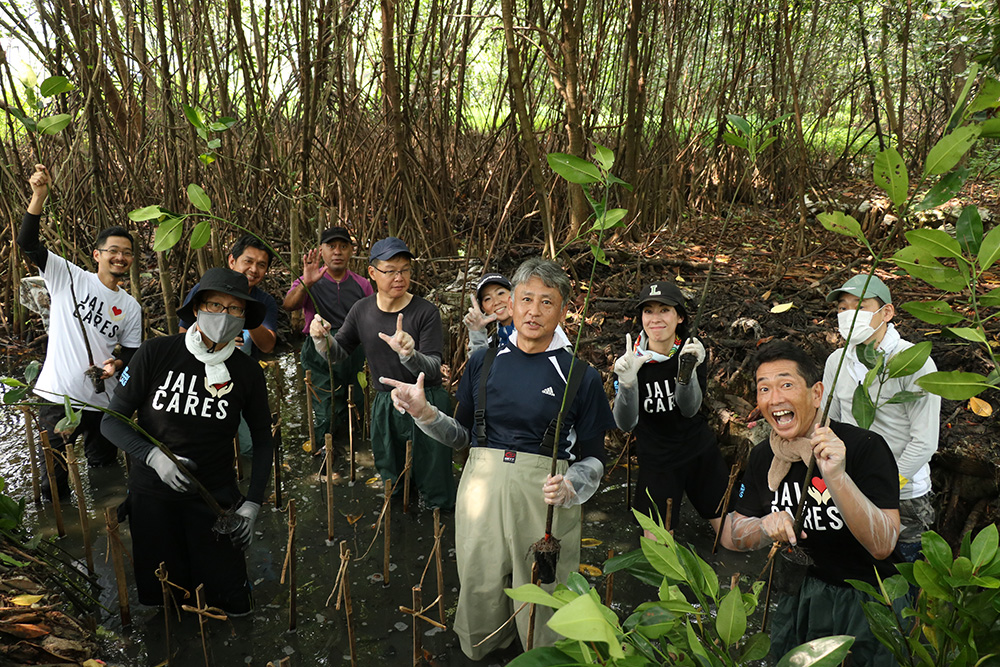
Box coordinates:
[340,541,358,667]
[434,508,445,624]
[272,412,284,509]
[305,370,317,452]
[178,584,232,667]
[347,385,356,483]
[412,585,422,666]
[156,562,173,665]
[105,507,131,626]
[403,439,413,513]
[39,431,65,537]
[288,499,297,631]
[325,433,335,542]
[20,406,40,504]
[605,548,615,607]
[526,562,538,650]
[65,446,94,573]
[384,480,392,584]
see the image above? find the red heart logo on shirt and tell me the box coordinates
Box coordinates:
[811,476,827,494]
[112,306,122,316]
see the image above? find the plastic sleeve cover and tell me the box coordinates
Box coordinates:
[825,471,901,559]
[468,328,489,353]
[725,512,773,551]
[563,456,604,506]
[612,381,639,431]
[415,405,470,450]
[674,376,703,418]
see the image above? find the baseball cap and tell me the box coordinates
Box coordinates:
[636,281,685,309]
[177,267,266,329]
[369,237,414,262]
[475,273,512,306]
[826,274,892,305]
[320,227,353,245]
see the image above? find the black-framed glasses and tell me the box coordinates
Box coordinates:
[371,266,412,278]
[201,300,246,317]
[96,247,134,259]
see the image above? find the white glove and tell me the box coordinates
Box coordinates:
[231,501,261,551]
[680,337,706,366]
[543,474,577,508]
[613,333,652,387]
[146,448,196,492]
[310,314,331,355]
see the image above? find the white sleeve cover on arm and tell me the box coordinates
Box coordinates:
[725,512,773,551]
[468,329,488,353]
[563,456,604,506]
[613,383,639,431]
[415,406,471,450]
[674,378,703,418]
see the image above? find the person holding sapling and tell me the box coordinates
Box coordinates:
[823,274,939,562]
[379,258,616,659]
[101,268,273,615]
[17,164,143,501]
[721,340,901,666]
[612,281,727,537]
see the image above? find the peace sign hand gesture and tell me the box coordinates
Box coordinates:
[463,298,497,333]
[380,372,435,422]
[613,333,652,387]
[378,313,415,360]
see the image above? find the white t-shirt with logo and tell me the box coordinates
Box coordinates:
[33,251,142,410]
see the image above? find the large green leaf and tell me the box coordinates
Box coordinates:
[592,208,627,230]
[24,360,41,386]
[912,559,953,601]
[945,326,987,343]
[966,77,1000,114]
[39,76,75,96]
[632,605,678,639]
[977,288,1000,307]
[852,383,876,429]
[547,153,601,185]
[592,144,614,172]
[715,587,747,647]
[738,633,771,662]
[506,647,582,666]
[640,537,685,581]
[722,132,748,149]
[904,228,964,261]
[776,635,855,667]
[916,371,993,400]
[506,584,565,609]
[900,301,964,325]
[36,114,72,135]
[187,183,212,212]
[884,390,924,405]
[892,246,967,292]
[183,103,207,130]
[726,114,752,136]
[546,594,624,659]
[956,205,983,255]
[887,341,932,378]
[189,220,212,250]
[4,106,37,133]
[978,225,1000,271]
[129,205,166,221]
[153,217,185,252]
[923,125,981,176]
[817,211,862,239]
[860,602,910,660]
[970,524,998,570]
[982,117,1000,138]
[913,168,969,212]
[873,146,908,207]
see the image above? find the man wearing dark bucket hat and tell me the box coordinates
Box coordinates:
[463,272,515,351]
[284,226,373,443]
[101,267,274,614]
[309,237,455,510]
[822,273,939,562]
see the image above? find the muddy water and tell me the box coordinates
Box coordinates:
[1,351,767,666]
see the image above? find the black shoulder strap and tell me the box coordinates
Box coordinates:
[474,346,500,442]
[539,358,589,458]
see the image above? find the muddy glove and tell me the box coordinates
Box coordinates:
[146,448,196,492]
[679,337,706,366]
[613,333,652,388]
[310,314,332,356]
[230,501,261,551]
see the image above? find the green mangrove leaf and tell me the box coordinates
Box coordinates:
[592,144,614,172]
[36,114,72,135]
[25,360,41,386]
[129,205,166,222]
[564,572,590,597]
[547,153,601,185]
[913,168,969,212]
[874,147,909,207]
[722,132,747,149]
[904,228,964,261]
[187,183,212,212]
[856,341,879,369]
[817,211,862,239]
[757,135,778,154]
[912,559,953,601]
[982,117,1000,138]
[845,578,882,600]
[39,76,74,96]
[593,208,627,230]
[852,384,876,430]
[978,225,1000,271]
[739,633,771,662]
[505,584,565,609]
[776,635,855,667]
[546,594,624,659]
[726,114,752,136]
[971,523,998,570]
[207,138,222,150]
[956,205,983,255]
[183,103,207,130]
[888,341,932,378]
[633,510,673,546]
[949,556,974,584]
[55,396,81,433]
[923,125,981,176]
[640,536,685,581]
[922,531,955,573]
[916,371,992,400]
[588,242,609,266]
[892,246,967,292]
[900,300,964,325]
[4,106,37,133]
[978,288,1000,307]
[199,153,216,166]
[884,390,924,405]
[505,646,579,666]
[945,326,987,343]
[861,602,910,659]
[881,574,910,602]
[189,220,212,250]
[966,77,1000,115]
[153,217,185,252]
[2,387,29,404]
[716,587,747,647]
[685,621,709,660]
[633,605,677,639]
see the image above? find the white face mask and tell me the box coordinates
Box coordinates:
[837,307,884,346]
[197,310,245,349]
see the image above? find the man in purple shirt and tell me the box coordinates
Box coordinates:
[283,227,373,443]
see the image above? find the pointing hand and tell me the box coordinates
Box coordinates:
[378,313,415,360]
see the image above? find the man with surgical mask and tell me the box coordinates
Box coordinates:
[821,274,939,562]
[102,267,274,614]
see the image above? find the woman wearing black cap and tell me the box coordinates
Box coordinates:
[101,267,274,614]
[462,272,515,351]
[612,281,728,539]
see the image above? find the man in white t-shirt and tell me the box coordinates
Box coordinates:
[16,164,143,501]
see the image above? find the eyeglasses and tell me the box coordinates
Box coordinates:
[371,266,412,278]
[200,300,246,317]
[97,247,134,259]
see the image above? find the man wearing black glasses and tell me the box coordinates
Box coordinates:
[309,237,455,511]
[17,164,143,501]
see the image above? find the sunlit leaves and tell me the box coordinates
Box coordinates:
[916,371,994,400]
[887,341,932,378]
[129,205,167,221]
[36,114,71,135]
[892,246,967,292]
[187,183,211,212]
[776,636,855,667]
[547,153,601,184]
[189,221,212,250]
[153,217,185,252]
[715,587,747,646]
[977,225,1000,271]
[874,147,908,208]
[913,168,968,212]
[900,301,964,325]
[546,594,624,658]
[923,125,981,176]
[966,77,1000,115]
[39,76,74,97]
[817,211,862,239]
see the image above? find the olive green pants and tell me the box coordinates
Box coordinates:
[454,447,579,660]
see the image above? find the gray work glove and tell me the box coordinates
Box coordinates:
[146,448,196,492]
[230,501,261,551]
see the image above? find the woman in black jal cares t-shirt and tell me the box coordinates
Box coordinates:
[612,281,728,540]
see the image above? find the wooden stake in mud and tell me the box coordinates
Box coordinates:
[433,508,445,624]
[305,370,317,452]
[287,499,297,631]
[384,480,392,584]
[272,411,284,509]
[180,583,230,667]
[665,498,673,533]
[65,446,94,573]
[39,431,66,537]
[20,406,40,504]
[526,562,538,650]
[403,439,413,513]
[340,541,358,667]
[605,548,615,607]
[347,385,356,482]
[156,562,174,664]
[411,585,422,666]
[105,507,131,626]
[325,433,335,542]
[712,461,744,554]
